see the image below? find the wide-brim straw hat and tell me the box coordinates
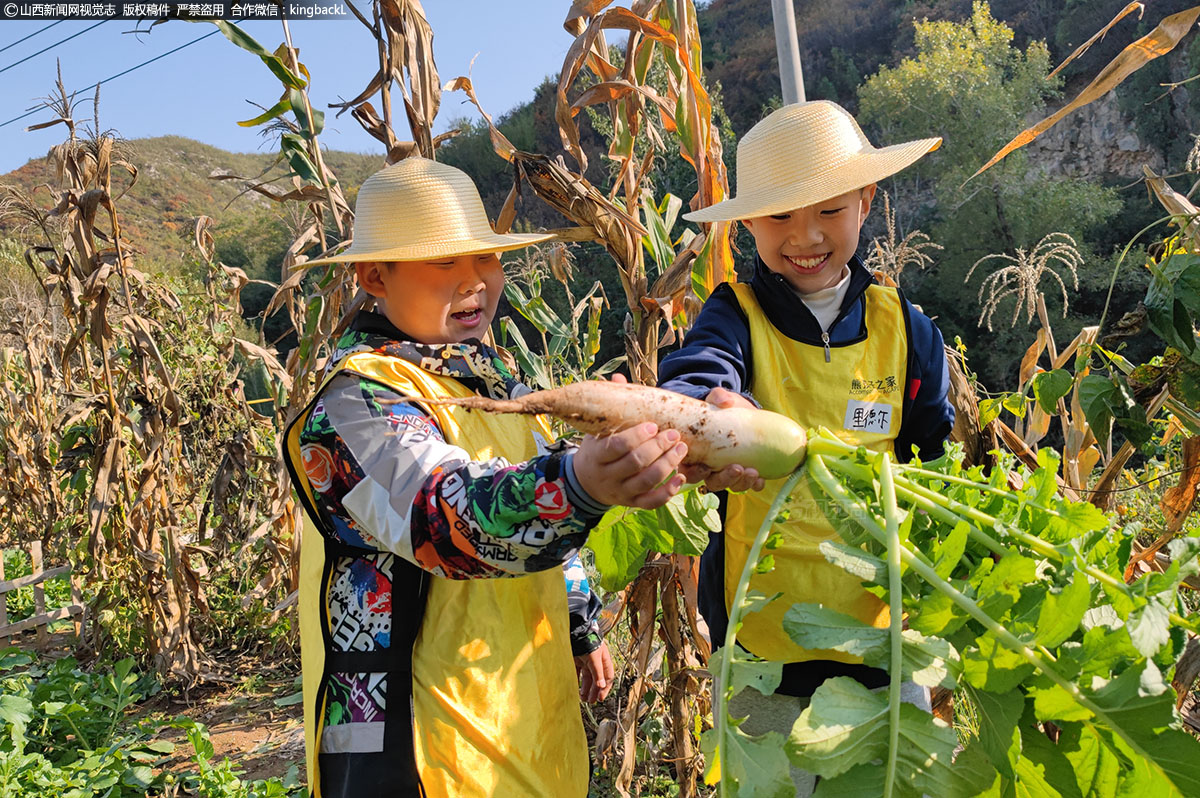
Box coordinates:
[684,100,941,223]
[299,157,554,268]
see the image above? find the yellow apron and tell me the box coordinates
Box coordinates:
[285,350,588,798]
[725,282,909,663]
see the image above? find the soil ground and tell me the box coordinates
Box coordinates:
[145,667,304,783]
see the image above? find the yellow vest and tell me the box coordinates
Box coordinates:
[285,350,588,798]
[725,282,909,663]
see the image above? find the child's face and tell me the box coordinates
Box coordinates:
[357,253,504,344]
[742,185,876,294]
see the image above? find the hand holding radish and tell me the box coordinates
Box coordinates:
[573,422,688,509]
[677,387,766,493]
[413,376,807,480]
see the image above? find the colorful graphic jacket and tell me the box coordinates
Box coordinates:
[296,312,605,756]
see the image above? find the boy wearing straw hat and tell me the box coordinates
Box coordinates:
[660,101,955,794]
[283,157,689,798]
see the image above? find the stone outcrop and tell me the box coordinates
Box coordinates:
[1026,92,1166,181]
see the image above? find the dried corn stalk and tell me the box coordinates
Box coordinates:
[546,3,732,793]
[0,82,291,683]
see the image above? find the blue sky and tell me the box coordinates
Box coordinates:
[0,4,606,173]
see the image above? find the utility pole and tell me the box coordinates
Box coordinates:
[771,0,806,104]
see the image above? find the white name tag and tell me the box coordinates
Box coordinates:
[844,400,892,434]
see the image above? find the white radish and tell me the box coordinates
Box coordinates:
[417,381,807,479]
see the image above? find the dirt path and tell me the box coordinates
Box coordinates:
[145,666,305,782]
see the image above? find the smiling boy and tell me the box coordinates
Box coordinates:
[661,101,955,795]
[283,157,688,798]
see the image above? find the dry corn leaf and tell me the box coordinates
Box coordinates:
[125,315,182,423]
[972,5,1200,180]
[443,75,517,162]
[1173,637,1200,710]
[1019,328,1047,386]
[1025,403,1052,447]
[569,79,675,121]
[208,173,328,204]
[1144,166,1200,250]
[946,347,990,468]
[1076,444,1102,489]
[1053,325,1099,370]
[494,180,519,236]
[1050,2,1144,78]
[564,0,613,35]
[616,567,662,794]
[1162,435,1200,533]
[674,552,710,660]
[556,7,680,171]
[235,338,294,392]
[1163,415,1185,447]
[332,70,387,118]
[380,0,440,158]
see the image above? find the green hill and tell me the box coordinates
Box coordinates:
[0,135,382,277]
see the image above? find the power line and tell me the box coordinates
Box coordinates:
[0,27,223,130]
[0,20,108,76]
[0,21,64,55]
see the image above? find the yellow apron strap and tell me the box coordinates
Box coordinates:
[299,513,325,798]
[286,354,428,798]
[286,363,350,798]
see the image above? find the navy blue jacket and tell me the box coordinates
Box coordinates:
[658,255,954,696]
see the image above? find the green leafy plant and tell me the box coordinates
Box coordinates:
[168,718,303,798]
[586,488,721,592]
[1,550,72,625]
[499,244,622,391]
[0,652,170,797]
[707,432,1200,796]
[0,650,303,797]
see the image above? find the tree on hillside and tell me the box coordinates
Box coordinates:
[857,1,1119,386]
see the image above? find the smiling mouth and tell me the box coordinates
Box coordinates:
[785,253,830,271]
[451,308,482,325]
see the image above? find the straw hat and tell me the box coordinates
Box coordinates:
[684,101,941,223]
[300,157,554,268]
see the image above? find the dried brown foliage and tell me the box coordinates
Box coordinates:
[538,3,732,792]
[972,4,1200,179]
[0,88,295,684]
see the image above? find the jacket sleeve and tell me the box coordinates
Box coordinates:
[298,372,610,579]
[563,553,603,655]
[895,303,955,463]
[658,283,757,404]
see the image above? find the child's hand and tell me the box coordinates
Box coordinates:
[574,422,688,509]
[704,386,755,410]
[575,641,615,703]
[678,387,766,493]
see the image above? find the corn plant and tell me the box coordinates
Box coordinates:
[863,191,942,287]
[0,76,292,682]
[201,5,456,641]
[498,243,622,392]
[538,4,736,791]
